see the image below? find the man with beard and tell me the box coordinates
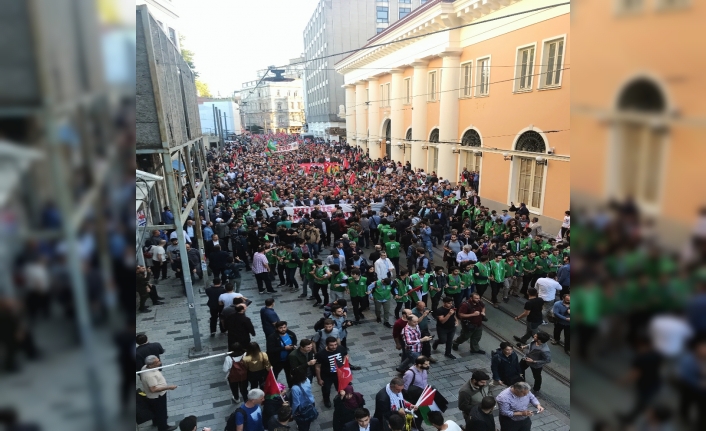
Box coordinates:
[458,371,490,428]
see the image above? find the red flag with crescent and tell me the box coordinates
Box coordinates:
[337,356,353,389]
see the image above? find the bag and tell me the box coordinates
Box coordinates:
[227,358,248,382]
[294,387,319,422]
[143,245,153,260]
[225,408,247,431]
[442,241,457,261]
[313,317,327,331]
[136,389,153,424]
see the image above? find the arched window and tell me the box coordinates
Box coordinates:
[613,78,667,206]
[277,90,281,96]
[429,128,439,143]
[514,130,547,210]
[516,131,546,153]
[277,102,282,110]
[405,128,412,141]
[461,129,481,147]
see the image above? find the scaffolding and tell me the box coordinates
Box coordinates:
[136,4,211,356]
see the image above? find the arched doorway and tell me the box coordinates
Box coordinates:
[429,128,439,173]
[513,130,547,211]
[384,120,391,158]
[461,128,482,191]
[611,77,668,207]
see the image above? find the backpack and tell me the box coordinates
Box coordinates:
[227,358,248,383]
[313,317,327,331]
[225,407,248,431]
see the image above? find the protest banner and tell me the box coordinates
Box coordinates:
[275,142,299,153]
[264,202,385,222]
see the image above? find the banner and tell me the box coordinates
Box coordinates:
[299,162,339,174]
[275,142,299,153]
[264,202,385,223]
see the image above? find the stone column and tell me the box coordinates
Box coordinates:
[344,85,356,147]
[411,60,428,170]
[367,77,381,160]
[355,80,368,151]
[438,51,462,182]
[390,69,405,164]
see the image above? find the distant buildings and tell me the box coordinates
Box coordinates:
[198,98,242,137]
[240,59,306,134]
[303,0,430,141]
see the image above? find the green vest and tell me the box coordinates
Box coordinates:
[266,250,278,265]
[372,280,392,302]
[490,260,507,282]
[410,273,432,294]
[548,254,562,270]
[385,241,401,258]
[330,272,347,292]
[522,256,539,273]
[461,270,474,287]
[505,261,518,277]
[483,221,494,236]
[446,274,463,295]
[395,277,411,299]
[314,266,329,283]
[537,257,551,274]
[520,238,533,253]
[284,251,298,269]
[348,276,368,298]
[301,259,315,280]
[474,262,490,284]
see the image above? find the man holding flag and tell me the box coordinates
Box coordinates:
[315,336,349,408]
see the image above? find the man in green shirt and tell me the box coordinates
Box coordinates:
[393,269,412,319]
[473,256,490,300]
[300,253,315,299]
[535,250,551,286]
[311,259,331,308]
[283,244,300,292]
[367,277,393,327]
[488,255,508,307]
[385,239,401,275]
[446,267,465,309]
[521,251,540,298]
[328,263,348,303]
[502,255,521,303]
[410,267,434,304]
[265,242,279,281]
[347,269,367,321]
[276,215,293,230]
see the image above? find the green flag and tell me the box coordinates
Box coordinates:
[348,187,352,195]
[313,172,318,180]
[271,189,279,202]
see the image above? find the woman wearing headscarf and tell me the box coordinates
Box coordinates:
[333,384,366,431]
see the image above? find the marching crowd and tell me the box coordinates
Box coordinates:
[137,134,570,431]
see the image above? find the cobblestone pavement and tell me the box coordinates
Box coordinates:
[136,248,569,431]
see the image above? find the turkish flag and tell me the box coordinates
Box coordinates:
[343,159,350,169]
[337,356,353,389]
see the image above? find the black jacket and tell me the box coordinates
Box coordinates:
[135,342,164,371]
[466,405,495,431]
[266,330,298,363]
[225,313,256,347]
[374,388,399,431]
[205,285,226,309]
[209,250,230,270]
[490,348,523,384]
[343,418,381,431]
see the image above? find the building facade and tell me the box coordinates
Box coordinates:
[303,0,430,140]
[571,0,706,246]
[135,0,181,51]
[240,62,306,134]
[198,98,242,136]
[336,0,569,231]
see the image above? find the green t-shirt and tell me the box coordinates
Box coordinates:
[371,280,392,302]
[446,274,463,295]
[284,251,298,269]
[385,241,401,258]
[276,220,292,229]
[382,228,397,244]
[348,276,368,298]
[266,250,278,265]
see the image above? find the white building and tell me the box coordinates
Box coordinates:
[240,61,306,134]
[198,98,242,136]
[135,0,180,51]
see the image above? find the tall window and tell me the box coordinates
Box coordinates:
[277,102,282,110]
[399,0,411,3]
[462,129,482,184]
[465,151,481,174]
[400,7,411,18]
[460,61,472,97]
[476,57,490,96]
[366,89,369,108]
[540,37,565,88]
[277,90,281,96]
[168,28,177,45]
[515,46,535,91]
[377,6,389,22]
[404,78,411,104]
[385,83,391,107]
[428,71,437,101]
[380,84,385,107]
[515,131,547,210]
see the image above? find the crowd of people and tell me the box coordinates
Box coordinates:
[137,133,571,431]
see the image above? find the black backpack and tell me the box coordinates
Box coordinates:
[313,316,326,331]
[225,408,247,431]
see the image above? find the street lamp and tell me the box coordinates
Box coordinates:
[451,144,460,154]
[535,156,547,166]
[503,152,513,161]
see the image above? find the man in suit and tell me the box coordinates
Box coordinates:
[204,279,226,336]
[374,378,412,431]
[204,235,222,260]
[247,225,262,257]
[208,245,230,281]
[344,408,382,431]
[135,333,165,372]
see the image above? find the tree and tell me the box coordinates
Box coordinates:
[179,34,199,78]
[195,80,212,97]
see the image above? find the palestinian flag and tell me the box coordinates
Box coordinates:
[263,368,281,399]
[271,190,279,202]
[348,172,356,185]
[417,386,442,425]
[343,158,350,169]
[348,187,352,195]
[265,140,277,155]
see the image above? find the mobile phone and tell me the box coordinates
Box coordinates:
[429,335,435,339]
[532,410,541,414]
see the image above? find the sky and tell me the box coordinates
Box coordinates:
[175,0,320,97]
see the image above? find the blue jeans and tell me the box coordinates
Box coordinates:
[285,267,299,288]
[307,243,319,258]
[362,231,370,248]
[399,350,420,371]
[301,277,311,296]
[424,241,433,256]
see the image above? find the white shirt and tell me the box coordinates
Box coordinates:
[151,245,166,262]
[375,258,394,280]
[170,230,191,243]
[456,250,477,264]
[443,421,463,431]
[218,292,244,307]
[562,216,571,229]
[649,315,693,358]
[535,277,563,302]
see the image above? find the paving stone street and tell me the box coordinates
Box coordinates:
[136,247,569,431]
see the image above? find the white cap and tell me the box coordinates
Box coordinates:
[216,218,223,222]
